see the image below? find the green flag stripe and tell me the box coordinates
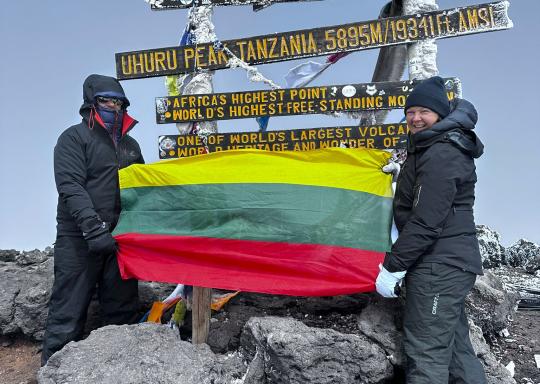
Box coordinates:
[115,183,392,252]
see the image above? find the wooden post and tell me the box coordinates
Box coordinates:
[181,6,217,346]
[192,286,212,344]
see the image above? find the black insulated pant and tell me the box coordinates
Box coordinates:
[403,262,487,384]
[41,235,139,365]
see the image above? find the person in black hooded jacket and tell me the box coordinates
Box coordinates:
[376,76,487,383]
[41,74,144,366]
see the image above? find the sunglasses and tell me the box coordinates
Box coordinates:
[96,96,124,107]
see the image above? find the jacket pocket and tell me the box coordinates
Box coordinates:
[412,184,422,208]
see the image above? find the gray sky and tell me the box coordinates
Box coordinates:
[1,0,538,250]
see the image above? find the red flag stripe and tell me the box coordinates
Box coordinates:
[115,233,383,297]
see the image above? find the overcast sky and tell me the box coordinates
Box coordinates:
[1,0,538,250]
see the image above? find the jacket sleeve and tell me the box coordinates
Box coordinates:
[54,130,100,232]
[134,140,145,165]
[383,144,464,272]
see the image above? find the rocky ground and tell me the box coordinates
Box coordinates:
[1,226,539,383]
[0,336,40,384]
[0,302,538,384]
[492,311,540,384]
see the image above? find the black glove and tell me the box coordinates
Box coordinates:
[82,219,117,255]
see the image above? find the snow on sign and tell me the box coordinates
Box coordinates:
[149,0,323,12]
[116,1,512,80]
[154,78,461,123]
[158,123,409,159]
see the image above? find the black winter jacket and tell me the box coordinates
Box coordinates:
[383,98,484,275]
[55,75,144,236]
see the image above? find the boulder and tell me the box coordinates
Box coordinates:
[505,239,540,274]
[16,247,53,266]
[357,294,516,384]
[0,247,179,340]
[241,316,393,384]
[207,292,369,354]
[477,225,506,268]
[0,249,19,262]
[0,257,53,340]
[356,297,405,367]
[38,323,246,384]
[466,271,519,337]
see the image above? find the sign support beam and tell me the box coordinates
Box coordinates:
[404,0,439,80]
[186,6,216,345]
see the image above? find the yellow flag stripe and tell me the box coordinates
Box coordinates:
[119,148,393,198]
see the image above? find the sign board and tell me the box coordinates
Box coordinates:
[155,78,460,123]
[158,123,409,158]
[117,1,511,80]
[150,0,322,11]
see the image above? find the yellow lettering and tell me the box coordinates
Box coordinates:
[268,37,278,58]
[467,9,479,29]
[290,34,302,56]
[246,41,257,61]
[183,47,195,68]
[121,56,132,75]
[478,8,491,27]
[132,53,144,74]
[256,39,268,59]
[280,36,290,57]
[307,32,317,53]
[237,41,247,61]
[143,53,155,73]
[166,50,177,70]
[370,22,382,44]
[208,45,218,66]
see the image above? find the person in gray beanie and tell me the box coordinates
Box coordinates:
[377,76,487,383]
[41,74,144,366]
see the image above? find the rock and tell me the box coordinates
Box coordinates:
[206,292,369,354]
[356,297,405,367]
[0,247,180,341]
[241,316,393,384]
[466,271,519,337]
[0,245,532,383]
[138,281,178,307]
[0,258,54,340]
[505,239,540,274]
[0,249,19,262]
[491,266,540,311]
[469,320,517,384]
[38,323,246,384]
[477,225,506,268]
[209,304,263,354]
[356,292,517,383]
[15,247,53,266]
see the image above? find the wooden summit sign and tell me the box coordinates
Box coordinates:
[117,1,511,80]
[158,123,409,159]
[155,78,460,123]
[150,0,323,11]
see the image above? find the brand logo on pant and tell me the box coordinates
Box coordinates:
[432,293,439,315]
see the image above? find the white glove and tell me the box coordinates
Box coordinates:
[375,264,406,298]
[382,162,400,182]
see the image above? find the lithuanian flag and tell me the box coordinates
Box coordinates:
[114,148,393,296]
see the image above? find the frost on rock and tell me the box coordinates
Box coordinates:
[506,239,540,274]
[476,225,506,269]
